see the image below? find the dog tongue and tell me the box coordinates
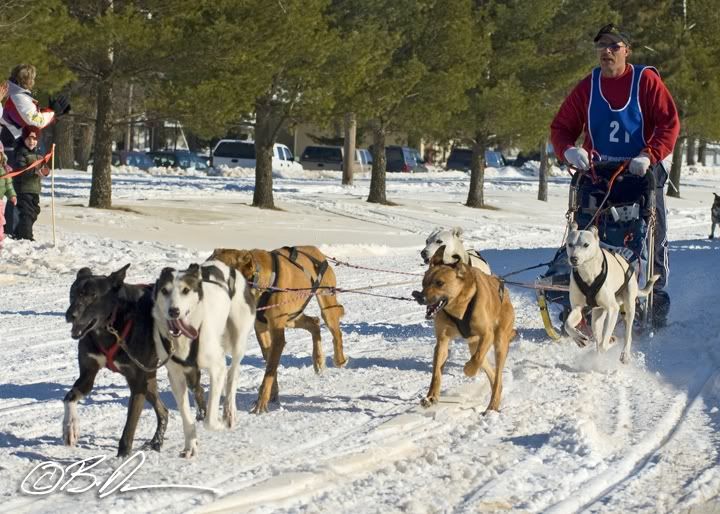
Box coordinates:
[169,319,198,339]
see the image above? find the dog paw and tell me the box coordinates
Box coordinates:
[204,419,224,431]
[62,420,79,447]
[620,351,629,364]
[250,401,269,415]
[142,439,163,452]
[420,396,437,408]
[334,357,349,369]
[223,404,236,429]
[313,359,325,374]
[573,336,590,348]
[179,440,198,458]
[195,407,206,422]
[463,361,480,377]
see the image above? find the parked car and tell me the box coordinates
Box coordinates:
[148,150,209,170]
[210,140,302,173]
[301,145,343,171]
[385,145,427,173]
[357,148,373,172]
[111,151,155,171]
[445,148,506,172]
[300,145,373,172]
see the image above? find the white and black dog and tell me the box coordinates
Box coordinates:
[710,193,720,239]
[565,223,659,363]
[421,226,491,274]
[153,260,255,458]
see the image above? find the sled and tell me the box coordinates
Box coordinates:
[537,161,656,340]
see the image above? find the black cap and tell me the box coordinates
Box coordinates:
[594,24,631,45]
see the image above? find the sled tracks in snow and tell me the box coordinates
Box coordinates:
[194,381,491,513]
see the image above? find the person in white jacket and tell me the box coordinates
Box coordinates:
[0,64,69,147]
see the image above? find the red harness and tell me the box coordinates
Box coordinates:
[98,309,134,373]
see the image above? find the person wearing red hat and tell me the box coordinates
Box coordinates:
[8,125,49,241]
[550,23,679,328]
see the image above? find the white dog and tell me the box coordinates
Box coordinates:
[153,260,255,457]
[564,223,659,363]
[421,226,491,274]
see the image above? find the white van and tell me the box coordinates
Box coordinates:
[211,140,303,173]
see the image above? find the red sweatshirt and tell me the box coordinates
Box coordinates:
[550,64,680,165]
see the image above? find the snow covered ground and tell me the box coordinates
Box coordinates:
[1,164,719,513]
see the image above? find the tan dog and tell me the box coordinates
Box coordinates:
[415,248,515,413]
[210,246,347,414]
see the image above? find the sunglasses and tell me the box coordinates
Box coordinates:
[595,42,626,52]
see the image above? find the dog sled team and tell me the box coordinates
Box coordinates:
[63,213,663,459]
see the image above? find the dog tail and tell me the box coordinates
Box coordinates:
[638,274,660,298]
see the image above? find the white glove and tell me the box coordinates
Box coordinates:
[564,147,590,170]
[629,153,651,176]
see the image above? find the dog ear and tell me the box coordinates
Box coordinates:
[451,226,464,238]
[570,221,578,231]
[429,246,446,267]
[589,226,599,239]
[76,267,93,280]
[109,263,131,288]
[236,251,255,280]
[186,263,201,278]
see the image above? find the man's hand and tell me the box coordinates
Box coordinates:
[10,195,17,205]
[564,147,590,171]
[629,153,651,176]
[49,95,71,116]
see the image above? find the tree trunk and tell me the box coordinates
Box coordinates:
[89,79,114,208]
[668,135,684,198]
[698,138,707,166]
[52,115,75,169]
[367,123,387,204]
[126,83,134,151]
[537,137,549,202]
[252,98,275,209]
[466,136,486,208]
[342,112,356,186]
[686,136,695,165]
[75,122,94,170]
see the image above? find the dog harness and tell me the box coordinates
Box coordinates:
[443,294,477,339]
[254,247,329,323]
[99,308,135,373]
[159,334,200,368]
[442,279,505,338]
[572,250,634,308]
[201,265,237,298]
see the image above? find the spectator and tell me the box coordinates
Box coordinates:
[0,143,17,247]
[11,126,49,241]
[0,64,69,147]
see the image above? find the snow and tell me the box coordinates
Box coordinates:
[1,164,719,513]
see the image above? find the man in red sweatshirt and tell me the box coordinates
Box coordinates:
[550,24,679,328]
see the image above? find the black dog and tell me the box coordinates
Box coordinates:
[64,264,206,457]
[711,193,720,239]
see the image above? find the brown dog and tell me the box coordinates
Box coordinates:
[415,248,515,412]
[210,246,347,413]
